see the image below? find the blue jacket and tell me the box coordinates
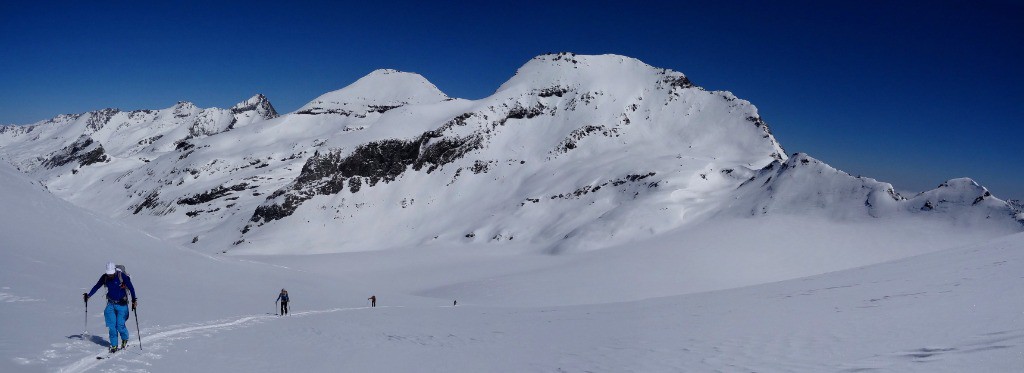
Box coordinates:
[276,292,289,302]
[88,272,136,303]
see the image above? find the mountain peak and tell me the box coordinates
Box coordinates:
[296,69,449,115]
[496,53,695,93]
[232,94,269,108]
[231,94,279,120]
[366,68,404,76]
[936,177,982,190]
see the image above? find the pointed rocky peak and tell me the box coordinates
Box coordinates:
[231,94,279,120]
[296,69,449,115]
[496,53,696,94]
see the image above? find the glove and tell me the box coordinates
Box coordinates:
[83,293,89,302]
[131,299,137,310]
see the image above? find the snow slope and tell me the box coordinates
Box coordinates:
[137,232,1024,372]
[4,151,1022,371]
[0,157,439,372]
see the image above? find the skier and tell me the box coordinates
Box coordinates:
[276,289,289,315]
[453,300,457,306]
[368,295,376,307]
[83,262,137,353]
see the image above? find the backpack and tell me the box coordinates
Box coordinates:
[115,264,128,276]
[113,264,133,319]
[113,264,131,302]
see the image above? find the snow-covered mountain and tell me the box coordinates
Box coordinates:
[722,154,1022,231]
[1,53,1020,256]
[4,53,1024,372]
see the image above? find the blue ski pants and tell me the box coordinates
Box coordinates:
[104,302,130,346]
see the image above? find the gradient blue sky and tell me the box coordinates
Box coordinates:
[1,1,1021,200]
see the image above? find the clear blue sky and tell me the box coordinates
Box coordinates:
[1,1,1021,200]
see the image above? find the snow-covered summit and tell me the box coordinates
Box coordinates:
[904,178,1023,228]
[496,52,694,94]
[724,153,903,219]
[295,69,449,115]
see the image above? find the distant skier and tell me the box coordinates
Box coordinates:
[453,300,457,306]
[83,262,137,353]
[368,295,376,307]
[276,289,289,315]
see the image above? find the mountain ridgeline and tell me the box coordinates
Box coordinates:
[1,53,1020,254]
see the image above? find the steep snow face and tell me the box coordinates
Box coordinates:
[722,153,1023,231]
[295,69,450,115]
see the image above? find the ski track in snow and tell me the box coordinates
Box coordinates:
[57,305,387,373]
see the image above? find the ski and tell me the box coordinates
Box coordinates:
[95,347,120,359]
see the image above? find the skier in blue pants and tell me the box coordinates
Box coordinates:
[83,262,137,353]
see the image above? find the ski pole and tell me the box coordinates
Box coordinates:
[84,295,88,335]
[134,302,142,350]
